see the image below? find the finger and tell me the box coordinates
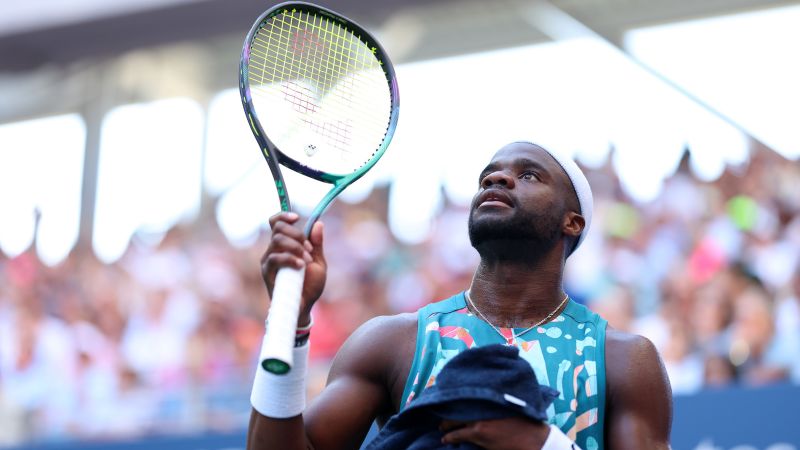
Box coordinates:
[439,420,468,433]
[268,211,299,229]
[271,220,306,242]
[261,222,307,266]
[440,423,483,446]
[308,221,325,262]
[262,253,306,276]
[263,233,311,272]
[269,234,311,260]
[261,253,306,297]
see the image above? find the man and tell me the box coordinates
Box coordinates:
[248,141,673,449]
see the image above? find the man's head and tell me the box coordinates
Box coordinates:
[467,142,592,261]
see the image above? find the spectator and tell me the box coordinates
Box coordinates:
[0,145,799,444]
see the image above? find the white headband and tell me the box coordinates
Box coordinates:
[514,141,593,255]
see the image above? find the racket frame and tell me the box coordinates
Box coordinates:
[239,1,399,374]
[239,1,400,236]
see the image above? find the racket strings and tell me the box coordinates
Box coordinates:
[249,15,386,128]
[249,21,385,149]
[251,15,377,99]
[247,9,393,174]
[248,30,387,133]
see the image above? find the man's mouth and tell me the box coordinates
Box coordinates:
[477,189,513,208]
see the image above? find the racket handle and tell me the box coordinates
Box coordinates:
[260,266,306,374]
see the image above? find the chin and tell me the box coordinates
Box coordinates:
[468,214,560,260]
[469,223,535,251]
[469,211,532,241]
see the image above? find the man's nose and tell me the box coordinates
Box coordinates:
[481,170,515,189]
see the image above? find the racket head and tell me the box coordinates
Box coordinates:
[239,2,399,187]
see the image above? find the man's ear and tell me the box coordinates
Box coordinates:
[563,211,585,240]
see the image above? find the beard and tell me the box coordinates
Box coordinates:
[468,206,562,263]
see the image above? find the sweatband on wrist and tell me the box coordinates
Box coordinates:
[294,331,311,347]
[250,341,309,418]
[542,424,581,450]
[296,315,314,332]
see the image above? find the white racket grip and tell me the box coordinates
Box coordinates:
[260,266,306,373]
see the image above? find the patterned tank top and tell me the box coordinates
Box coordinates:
[401,292,607,450]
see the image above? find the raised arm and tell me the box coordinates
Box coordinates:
[247,212,416,450]
[605,330,673,450]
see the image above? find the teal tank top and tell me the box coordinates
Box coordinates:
[401,292,608,450]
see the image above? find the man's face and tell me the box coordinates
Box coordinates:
[468,143,572,258]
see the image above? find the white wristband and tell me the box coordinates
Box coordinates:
[542,424,581,450]
[250,340,309,418]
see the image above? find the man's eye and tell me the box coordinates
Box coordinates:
[520,171,537,181]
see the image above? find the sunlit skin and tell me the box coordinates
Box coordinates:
[249,142,673,450]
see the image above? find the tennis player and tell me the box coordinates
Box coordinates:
[248,141,672,449]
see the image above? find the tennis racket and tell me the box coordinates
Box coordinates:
[240,2,399,374]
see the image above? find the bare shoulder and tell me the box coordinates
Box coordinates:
[605,329,670,397]
[350,312,419,340]
[604,329,673,449]
[330,312,417,369]
[302,313,419,448]
[606,329,663,374]
[327,312,418,404]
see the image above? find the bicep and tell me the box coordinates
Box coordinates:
[605,332,673,450]
[304,372,387,450]
[304,315,412,450]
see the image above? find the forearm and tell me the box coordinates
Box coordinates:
[245,315,409,450]
[247,410,312,450]
[248,339,312,450]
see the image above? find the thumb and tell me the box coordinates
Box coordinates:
[309,221,325,260]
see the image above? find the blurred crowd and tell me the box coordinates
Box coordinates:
[1,147,799,445]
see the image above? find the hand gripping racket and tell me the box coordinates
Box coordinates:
[240,2,399,374]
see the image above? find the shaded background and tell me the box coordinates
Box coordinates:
[1,0,799,448]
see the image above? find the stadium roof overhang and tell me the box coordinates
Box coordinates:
[0,0,793,71]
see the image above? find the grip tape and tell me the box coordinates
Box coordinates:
[260,266,306,374]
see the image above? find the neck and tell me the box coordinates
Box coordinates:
[468,252,567,328]
[473,237,556,266]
